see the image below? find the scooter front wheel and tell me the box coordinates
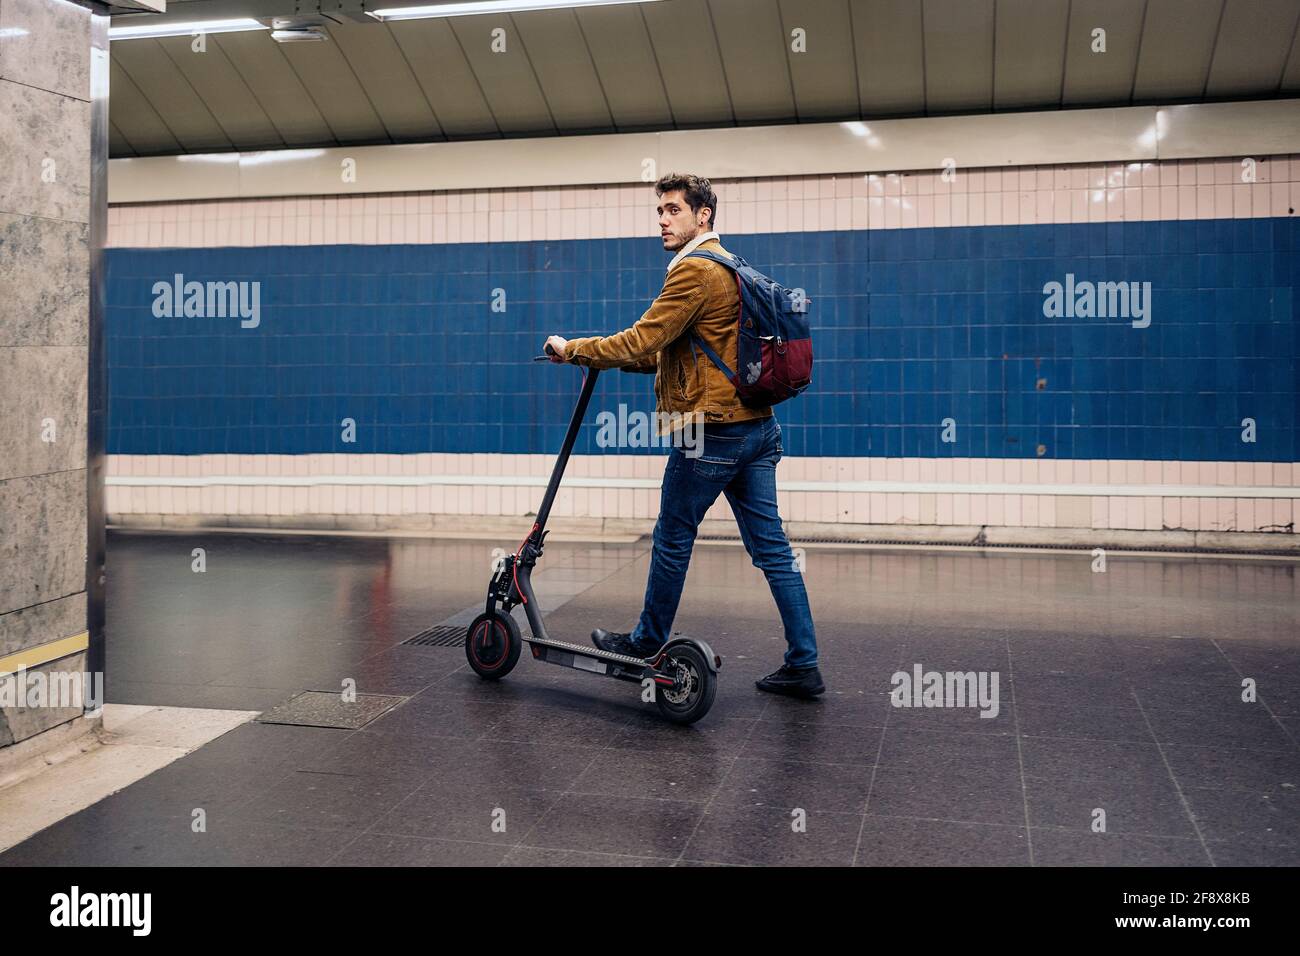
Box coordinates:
[466,611,521,680]
[654,643,716,725]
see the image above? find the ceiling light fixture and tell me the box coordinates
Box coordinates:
[270,15,332,42]
[271,27,329,41]
[239,149,329,165]
[108,18,267,41]
[368,0,663,23]
[269,27,327,40]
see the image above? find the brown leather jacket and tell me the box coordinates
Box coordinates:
[562,236,773,434]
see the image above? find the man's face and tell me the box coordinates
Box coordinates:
[657,189,710,252]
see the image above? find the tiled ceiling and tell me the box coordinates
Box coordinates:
[107,0,1300,158]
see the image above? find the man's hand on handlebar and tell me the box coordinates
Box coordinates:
[544,335,569,363]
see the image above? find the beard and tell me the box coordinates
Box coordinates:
[661,225,698,250]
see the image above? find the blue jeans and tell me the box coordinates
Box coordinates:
[630,416,819,669]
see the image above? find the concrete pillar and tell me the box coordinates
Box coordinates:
[0,0,109,747]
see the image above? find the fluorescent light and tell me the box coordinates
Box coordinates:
[239,149,328,165]
[172,149,328,166]
[842,122,870,137]
[174,154,242,164]
[369,0,662,22]
[108,18,267,41]
[271,27,329,42]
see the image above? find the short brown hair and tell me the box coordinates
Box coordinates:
[655,172,717,230]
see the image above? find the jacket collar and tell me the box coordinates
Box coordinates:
[667,231,721,273]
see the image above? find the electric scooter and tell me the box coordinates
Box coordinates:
[464,345,720,724]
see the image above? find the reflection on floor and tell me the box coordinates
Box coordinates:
[2,530,1297,866]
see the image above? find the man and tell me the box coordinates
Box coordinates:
[544,173,823,698]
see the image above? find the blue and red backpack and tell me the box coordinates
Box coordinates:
[685,249,813,409]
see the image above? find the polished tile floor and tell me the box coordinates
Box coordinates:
[3,530,1297,866]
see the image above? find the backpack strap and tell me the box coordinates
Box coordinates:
[689,333,735,380]
[685,249,741,380]
[685,248,737,271]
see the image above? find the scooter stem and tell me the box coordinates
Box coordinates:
[532,365,600,540]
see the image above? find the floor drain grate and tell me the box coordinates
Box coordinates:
[402,624,466,647]
[257,691,405,730]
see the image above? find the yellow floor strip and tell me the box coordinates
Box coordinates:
[0,633,89,678]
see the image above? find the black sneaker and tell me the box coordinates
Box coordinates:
[591,628,657,659]
[756,664,825,698]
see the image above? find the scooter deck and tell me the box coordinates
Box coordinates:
[525,636,651,667]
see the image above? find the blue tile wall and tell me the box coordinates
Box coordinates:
[106,218,1300,461]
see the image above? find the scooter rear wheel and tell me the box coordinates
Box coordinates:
[466,611,521,680]
[654,643,716,725]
